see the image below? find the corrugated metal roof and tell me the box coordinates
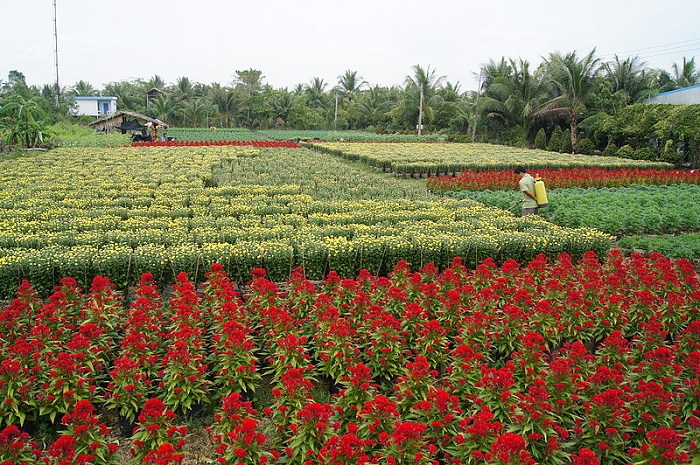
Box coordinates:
[652,83,700,97]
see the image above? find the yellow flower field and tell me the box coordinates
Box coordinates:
[0,145,612,295]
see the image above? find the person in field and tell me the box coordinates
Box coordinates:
[514,166,538,216]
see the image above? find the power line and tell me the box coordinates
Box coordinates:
[599,38,700,62]
[600,38,700,58]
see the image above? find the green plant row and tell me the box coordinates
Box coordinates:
[616,232,700,260]
[447,184,700,236]
[308,142,673,175]
[0,219,611,297]
[166,127,264,141]
[261,129,447,142]
[48,123,131,147]
[0,145,612,296]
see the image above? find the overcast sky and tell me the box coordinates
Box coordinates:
[2,0,699,93]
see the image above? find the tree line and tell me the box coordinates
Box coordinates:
[1,49,699,151]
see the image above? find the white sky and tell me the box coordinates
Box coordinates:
[2,0,699,93]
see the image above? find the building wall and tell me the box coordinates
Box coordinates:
[644,84,700,105]
[73,97,118,117]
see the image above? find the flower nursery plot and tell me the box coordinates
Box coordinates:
[311,142,672,176]
[0,145,611,296]
[261,129,447,143]
[427,167,700,192]
[166,127,264,142]
[1,251,698,464]
[449,184,700,236]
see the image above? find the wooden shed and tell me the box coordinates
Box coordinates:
[89,111,169,134]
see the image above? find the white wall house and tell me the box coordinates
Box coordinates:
[72,96,118,117]
[644,84,700,105]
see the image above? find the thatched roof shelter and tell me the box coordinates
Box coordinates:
[89,111,169,133]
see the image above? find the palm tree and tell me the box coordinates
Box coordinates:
[601,55,653,105]
[171,76,195,102]
[179,99,209,127]
[356,85,395,128]
[271,90,295,126]
[209,86,242,128]
[69,80,98,96]
[305,77,329,109]
[150,94,179,125]
[539,49,600,151]
[479,58,546,136]
[337,70,367,103]
[103,81,143,112]
[398,64,446,132]
[671,57,700,89]
[141,75,166,91]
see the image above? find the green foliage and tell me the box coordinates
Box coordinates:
[576,138,595,155]
[560,129,573,153]
[0,94,48,148]
[602,141,618,157]
[633,147,657,161]
[451,184,700,236]
[548,126,563,152]
[588,103,700,166]
[617,232,700,259]
[661,139,683,165]
[48,123,131,147]
[534,128,547,149]
[616,144,635,159]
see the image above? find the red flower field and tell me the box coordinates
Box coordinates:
[1,251,699,464]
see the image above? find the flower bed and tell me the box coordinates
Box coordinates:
[309,143,672,175]
[448,184,700,236]
[0,146,611,297]
[132,140,300,148]
[1,251,698,464]
[427,168,700,192]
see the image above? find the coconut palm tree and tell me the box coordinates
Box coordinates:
[671,57,700,89]
[141,75,166,91]
[305,77,329,109]
[209,86,242,128]
[103,81,144,112]
[395,64,445,132]
[179,99,210,127]
[150,94,179,125]
[171,76,196,102]
[539,49,600,151]
[337,70,367,103]
[601,55,654,105]
[356,85,395,129]
[480,58,546,136]
[69,80,98,96]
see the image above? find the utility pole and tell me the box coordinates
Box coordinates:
[417,86,424,136]
[334,94,339,123]
[53,0,60,107]
[471,68,483,142]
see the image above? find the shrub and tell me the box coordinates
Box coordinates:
[548,126,563,152]
[560,129,573,153]
[661,140,683,165]
[602,141,618,157]
[534,128,547,150]
[616,144,635,159]
[634,147,657,161]
[576,138,595,155]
